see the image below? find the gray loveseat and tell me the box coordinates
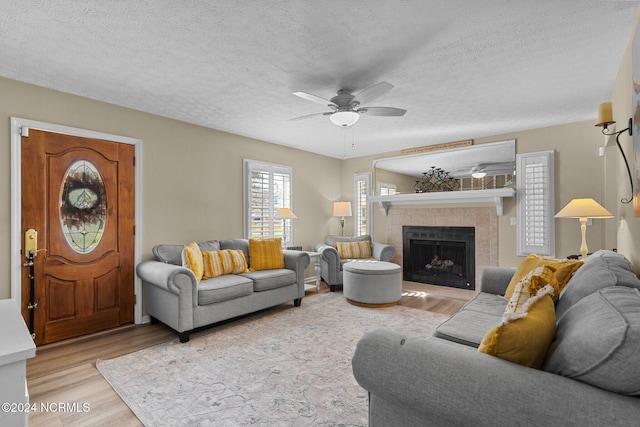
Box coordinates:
[315,235,396,291]
[137,239,309,343]
[352,250,640,426]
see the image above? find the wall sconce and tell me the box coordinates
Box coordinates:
[595,102,634,204]
[333,201,352,236]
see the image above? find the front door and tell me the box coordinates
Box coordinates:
[21,129,135,345]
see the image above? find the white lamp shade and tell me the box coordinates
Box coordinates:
[333,201,352,217]
[275,208,297,219]
[555,198,613,219]
[329,111,360,127]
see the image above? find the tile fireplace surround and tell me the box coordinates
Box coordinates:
[386,206,498,289]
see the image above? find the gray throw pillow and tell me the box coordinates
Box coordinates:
[153,241,220,265]
[152,244,184,265]
[555,250,640,318]
[544,287,640,395]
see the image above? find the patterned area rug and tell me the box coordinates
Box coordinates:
[97,292,448,426]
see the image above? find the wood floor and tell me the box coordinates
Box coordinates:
[26,281,474,426]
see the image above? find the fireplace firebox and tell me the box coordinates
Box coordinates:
[402,226,475,290]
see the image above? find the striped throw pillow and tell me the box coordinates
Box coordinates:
[248,238,284,271]
[335,241,372,259]
[203,249,248,278]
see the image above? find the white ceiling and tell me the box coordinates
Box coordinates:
[1,1,638,159]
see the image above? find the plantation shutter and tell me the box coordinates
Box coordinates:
[354,172,372,236]
[243,159,292,242]
[516,151,555,256]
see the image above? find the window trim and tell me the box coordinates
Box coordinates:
[243,159,293,245]
[516,150,555,257]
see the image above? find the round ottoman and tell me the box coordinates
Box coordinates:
[343,260,402,307]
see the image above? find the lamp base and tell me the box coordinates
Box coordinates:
[580,218,588,260]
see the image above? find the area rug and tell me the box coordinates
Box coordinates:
[97,292,449,426]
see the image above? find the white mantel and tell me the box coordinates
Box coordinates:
[370,187,516,216]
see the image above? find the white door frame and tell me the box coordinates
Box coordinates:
[10,117,144,324]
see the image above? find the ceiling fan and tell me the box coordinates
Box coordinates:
[289,81,407,127]
[469,162,516,178]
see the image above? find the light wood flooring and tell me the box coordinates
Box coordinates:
[26,281,474,426]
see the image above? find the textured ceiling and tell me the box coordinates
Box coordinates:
[1,1,638,159]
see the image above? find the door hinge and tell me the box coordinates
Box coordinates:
[20,126,29,137]
[133,225,136,235]
[133,156,136,167]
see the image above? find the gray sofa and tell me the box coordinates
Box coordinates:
[352,250,640,426]
[314,235,396,291]
[137,239,310,343]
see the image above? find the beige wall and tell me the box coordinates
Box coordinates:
[342,118,610,269]
[0,77,342,300]
[609,8,640,271]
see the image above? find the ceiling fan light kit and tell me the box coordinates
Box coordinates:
[330,111,360,127]
[290,81,407,127]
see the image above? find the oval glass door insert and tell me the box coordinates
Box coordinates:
[60,160,106,253]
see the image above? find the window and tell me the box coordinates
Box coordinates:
[354,172,372,236]
[377,181,397,196]
[516,151,555,257]
[243,159,293,245]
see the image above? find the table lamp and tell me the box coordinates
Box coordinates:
[275,208,297,247]
[555,198,613,259]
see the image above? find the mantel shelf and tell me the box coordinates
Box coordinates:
[370,188,516,216]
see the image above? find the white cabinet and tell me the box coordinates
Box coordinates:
[0,299,36,427]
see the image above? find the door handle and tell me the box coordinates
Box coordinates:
[25,228,38,258]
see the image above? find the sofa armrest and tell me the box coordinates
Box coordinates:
[283,250,310,290]
[352,329,640,427]
[371,242,396,261]
[136,260,198,306]
[479,266,516,295]
[315,244,339,265]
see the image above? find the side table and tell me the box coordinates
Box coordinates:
[302,251,322,291]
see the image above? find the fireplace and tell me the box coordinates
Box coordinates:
[403,226,475,290]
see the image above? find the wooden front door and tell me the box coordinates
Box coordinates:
[21,129,135,345]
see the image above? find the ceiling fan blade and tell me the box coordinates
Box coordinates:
[287,111,332,122]
[357,106,407,116]
[351,82,394,106]
[293,91,338,108]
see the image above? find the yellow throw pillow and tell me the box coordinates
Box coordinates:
[478,294,556,369]
[505,265,559,313]
[335,241,372,259]
[505,254,583,300]
[221,249,249,274]
[248,238,284,271]
[183,242,204,282]
[203,249,248,278]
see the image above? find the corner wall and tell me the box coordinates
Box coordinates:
[0,77,343,300]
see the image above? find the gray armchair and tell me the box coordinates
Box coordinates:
[314,235,396,291]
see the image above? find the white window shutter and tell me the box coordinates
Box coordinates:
[516,151,555,257]
[354,172,372,236]
[243,159,293,244]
